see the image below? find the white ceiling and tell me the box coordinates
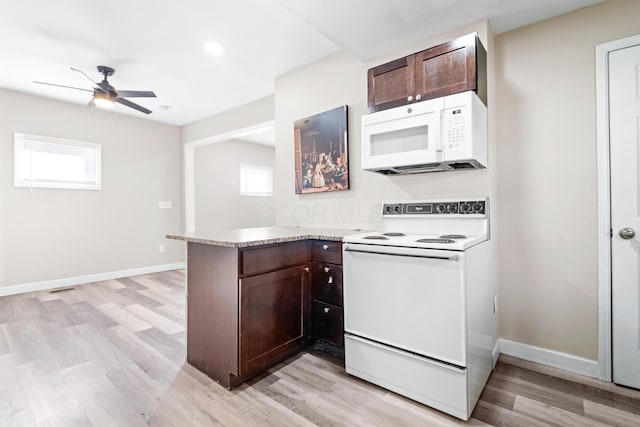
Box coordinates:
[0,0,603,126]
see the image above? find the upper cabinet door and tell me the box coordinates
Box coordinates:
[415,33,486,105]
[367,55,416,113]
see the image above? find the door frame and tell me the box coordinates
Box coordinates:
[183,120,275,232]
[595,33,640,382]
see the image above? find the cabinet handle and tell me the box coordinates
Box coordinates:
[407,95,413,102]
[322,244,329,250]
[328,276,333,284]
[416,94,422,101]
[324,266,330,273]
[304,267,309,272]
[323,307,330,314]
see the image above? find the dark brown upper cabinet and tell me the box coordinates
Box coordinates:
[367,55,416,113]
[367,33,487,113]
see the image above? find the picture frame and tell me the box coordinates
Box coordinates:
[294,105,349,194]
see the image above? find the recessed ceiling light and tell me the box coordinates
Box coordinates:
[204,42,224,56]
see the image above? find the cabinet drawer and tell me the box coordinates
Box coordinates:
[345,334,468,419]
[240,241,309,276]
[312,301,344,348]
[312,263,343,307]
[312,240,342,264]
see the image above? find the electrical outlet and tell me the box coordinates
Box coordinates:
[159,244,165,253]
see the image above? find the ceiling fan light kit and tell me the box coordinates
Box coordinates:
[93,91,114,108]
[34,65,157,115]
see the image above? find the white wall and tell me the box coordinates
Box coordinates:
[271,20,499,354]
[495,0,640,360]
[5,0,625,361]
[0,89,183,287]
[272,21,496,231]
[267,0,640,363]
[182,96,274,145]
[194,139,275,231]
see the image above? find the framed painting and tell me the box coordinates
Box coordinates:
[294,105,349,194]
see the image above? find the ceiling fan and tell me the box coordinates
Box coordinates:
[34,65,156,114]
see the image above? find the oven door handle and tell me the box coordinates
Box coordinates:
[344,247,459,261]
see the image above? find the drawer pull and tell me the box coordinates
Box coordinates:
[323,307,330,314]
[304,266,309,272]
[323,244,329,250]
[328,276,333,284]
[324,266,330,273]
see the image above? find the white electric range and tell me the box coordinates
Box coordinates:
[342,198,495,421]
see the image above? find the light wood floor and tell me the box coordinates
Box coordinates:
[1,270,639,426]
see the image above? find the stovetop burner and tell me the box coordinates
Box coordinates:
[343,198,488,250]
[415,238,455,244]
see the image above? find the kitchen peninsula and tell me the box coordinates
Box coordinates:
[166,226,358,388]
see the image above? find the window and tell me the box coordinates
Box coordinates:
[14,133,101,190]
[240,164,273,197]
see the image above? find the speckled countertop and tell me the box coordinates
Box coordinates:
[166,226,366,248]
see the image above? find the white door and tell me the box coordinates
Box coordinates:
[610,43,640,389]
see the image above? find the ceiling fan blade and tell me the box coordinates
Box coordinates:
[70,67,104,91]
[33,81,93,92]
[115,90,156,98]
[115,97,152,114]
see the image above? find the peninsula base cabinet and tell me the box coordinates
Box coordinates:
[186,241,311,388]
[186,238,345,388]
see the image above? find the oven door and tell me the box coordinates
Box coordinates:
[361,97,444,171]
[343,243,466,367]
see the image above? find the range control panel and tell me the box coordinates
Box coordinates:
[383,200,486,216]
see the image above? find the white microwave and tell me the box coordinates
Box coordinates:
[361,91,487,174]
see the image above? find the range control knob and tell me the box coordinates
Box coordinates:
[436,204,447,214]
[472,202,484,213]
[384,204,393,214]
[447,203,458,213]
[460,202,471,213]
[394,205,402,214]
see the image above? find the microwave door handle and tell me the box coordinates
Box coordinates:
[434,110,444,155]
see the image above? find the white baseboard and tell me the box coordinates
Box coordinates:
[0,262,187,297]
[494,338,600,379]
[492,340,500,368]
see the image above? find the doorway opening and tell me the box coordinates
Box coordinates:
[184,120,275,233]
